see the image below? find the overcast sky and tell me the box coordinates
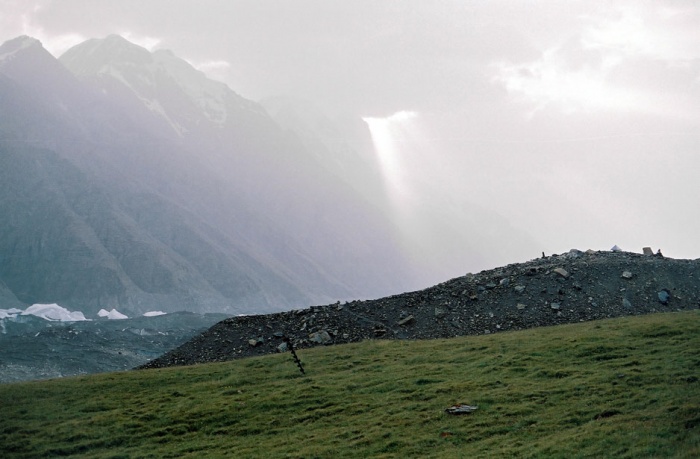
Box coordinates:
[2,0,700,275]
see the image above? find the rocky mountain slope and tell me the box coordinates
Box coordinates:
[140,249,699,369]
[0,35,418,316]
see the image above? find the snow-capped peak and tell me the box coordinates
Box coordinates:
[59,35,245,133]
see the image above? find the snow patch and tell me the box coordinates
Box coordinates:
[0,308,23,320]
[143,311,167,317]
[141,97,187,135]
[98,308,129,320]
[21,304,89,322]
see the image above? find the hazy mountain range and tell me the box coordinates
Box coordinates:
[0,34,542,317]
[0,34,423,316]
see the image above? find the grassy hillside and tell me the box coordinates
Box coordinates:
[1,311,699,458]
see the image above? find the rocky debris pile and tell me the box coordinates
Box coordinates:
[138,250,700,370]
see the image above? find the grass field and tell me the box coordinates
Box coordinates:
[1,310,699,458]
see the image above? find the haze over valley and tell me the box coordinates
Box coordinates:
[1,1,699,318]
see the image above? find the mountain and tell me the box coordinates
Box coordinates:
[140,249,700,369]
[0,35,419,316]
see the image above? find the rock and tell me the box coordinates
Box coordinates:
[553,268,570,278]
[139,250,700,372]
[499,278,510,287]
[621,271,633,279]
[485,282,497,290]
[277,342,288,352]
[643,247,654,255]
[611,245,622,252]
[309,330,332,344]
[398,315,415,326]
[248,339,261,347]
[445,404,479,415]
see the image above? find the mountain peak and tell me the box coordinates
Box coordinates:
[103,34,132,44]
[1,35,42,49]
[60,35,259,132]
[59,35,152,76]
[0,36,45,63]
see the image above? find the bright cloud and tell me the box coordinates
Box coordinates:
[193,60,230,73]
[581,3,700,61]
[493,2,700,118]
[0,1,84,57]
[187,59,232,83]
[492,49,640,115]
[119,31,161,51]
[41,32,85,56]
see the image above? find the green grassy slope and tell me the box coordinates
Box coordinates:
[1,311,699,458]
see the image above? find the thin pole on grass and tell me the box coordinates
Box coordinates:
[284,336,305,375]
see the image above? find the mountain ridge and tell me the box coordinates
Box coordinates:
[0,34,419,316]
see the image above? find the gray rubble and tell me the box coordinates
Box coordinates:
[138,250,700,370]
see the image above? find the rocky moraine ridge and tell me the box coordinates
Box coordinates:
[139,249,700,370]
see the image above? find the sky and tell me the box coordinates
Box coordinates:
[2,0,700,277]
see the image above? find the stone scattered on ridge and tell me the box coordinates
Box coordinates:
[309,330,331,344]
[138,250,700,371]
[398,315,416,326]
